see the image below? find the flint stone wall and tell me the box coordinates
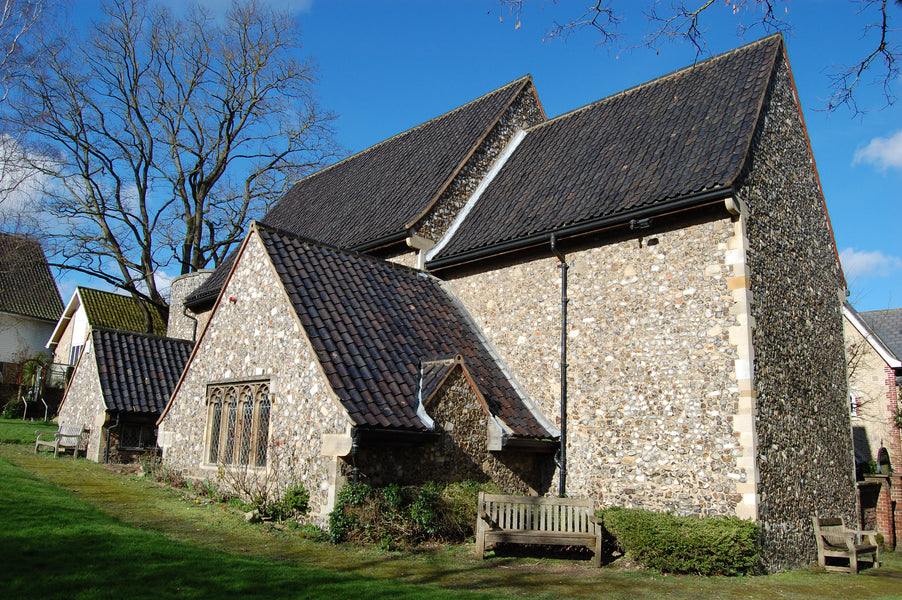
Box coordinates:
[349,367,554,494]
[416,85,545,243]
[57,336,106,462]
[167,270,214,341]
[448,217,745,515]
[738,54,856,570]
[157,233,350,519]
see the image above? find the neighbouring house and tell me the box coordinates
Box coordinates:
[158,223,558,515]
[162,34,855,571]
[845,303,902,548]
[56,327,192,462]
[46,286,168,385]
[0,233,64,384]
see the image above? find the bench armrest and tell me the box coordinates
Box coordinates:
[35,430,58,440]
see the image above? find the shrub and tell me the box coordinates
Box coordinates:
[329,480,498,548]
[267,484,310,522]
[1,399,23,419]
[602,507,760,576]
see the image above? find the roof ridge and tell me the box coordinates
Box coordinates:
[278,75,533,190]
[525,34,782,134]
[91,325,193,345]
[252,221,441,279]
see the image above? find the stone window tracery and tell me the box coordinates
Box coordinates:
[206,380,270,467]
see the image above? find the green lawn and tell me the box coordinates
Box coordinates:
[3,418,902,600]
[0,417,56,444]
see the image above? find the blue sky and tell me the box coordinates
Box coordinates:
[67,1,901,312]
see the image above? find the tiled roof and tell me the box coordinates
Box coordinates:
[860,309,902,362]
[255,223,555,439]
[92,328,193,414]
[185,76,534,309]
[0,232,63,321]
[79,288,168,336]
[430,35,782,264]
[419,356,460,404]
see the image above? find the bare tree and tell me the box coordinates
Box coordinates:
[9,0,337,310]
[497,0,901,114]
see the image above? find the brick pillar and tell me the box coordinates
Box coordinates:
[866,475,901,550]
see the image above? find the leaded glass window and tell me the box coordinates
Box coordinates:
[206,380,271,467]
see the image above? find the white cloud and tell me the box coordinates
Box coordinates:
[853,129,902,171]
[839,247,902,279]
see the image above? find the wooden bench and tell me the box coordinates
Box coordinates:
[812,516,880,574]
[34,424,86,458]
[476,492,603,566]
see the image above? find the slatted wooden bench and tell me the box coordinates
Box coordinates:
[476,492,603,566]
[812,516,880,574]
[34,424,86,458]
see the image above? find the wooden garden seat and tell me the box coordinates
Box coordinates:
[34,424,85,458]
[476,492,602,566]
[812,516,880,574]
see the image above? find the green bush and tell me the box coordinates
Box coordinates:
[329,480,498,548]
[1,399,23,419]
[267,484,310,522]
[602,507,760,576]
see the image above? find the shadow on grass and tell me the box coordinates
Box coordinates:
[4,443,902,600]
[0,454,502,600]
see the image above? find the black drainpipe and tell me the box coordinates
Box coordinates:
[183,306,198,342]
[104,411,121,464]
[550,233,568,498]
[350,428,359,484]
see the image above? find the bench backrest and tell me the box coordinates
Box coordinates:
[479,493,596,534]
[57,425,84,448]
[812,517,848,547]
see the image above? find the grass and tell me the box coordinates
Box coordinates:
[2,418,902,599]
[0,417,56,444]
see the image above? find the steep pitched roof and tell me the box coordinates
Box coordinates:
[429,35,783,266]
[0,232,63,321]
[92,328,193,414]
[860,308,902,365]
[254,223,555,440]
[185,76,537,309]
[78,288,168,336]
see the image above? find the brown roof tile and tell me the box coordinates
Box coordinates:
[254,224,554,439]
[92,328,193,414]
[430,35,782,264]
[186,76,534,309]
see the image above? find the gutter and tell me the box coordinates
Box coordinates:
[427,187,734,272]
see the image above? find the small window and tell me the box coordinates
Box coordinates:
[69,344,84,367]
[205,380,270,467]
[119,424,157,450]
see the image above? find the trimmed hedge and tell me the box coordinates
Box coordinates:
[602,507,760,576]
[329,480,498,548]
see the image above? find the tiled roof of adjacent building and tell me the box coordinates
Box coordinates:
[0,232,63,321]
[185,76,536,309]
[429,35,783,266]
[78,288,168,336]
[92,328,193,414]
[860,308,902,362]
[254,223,556,439]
